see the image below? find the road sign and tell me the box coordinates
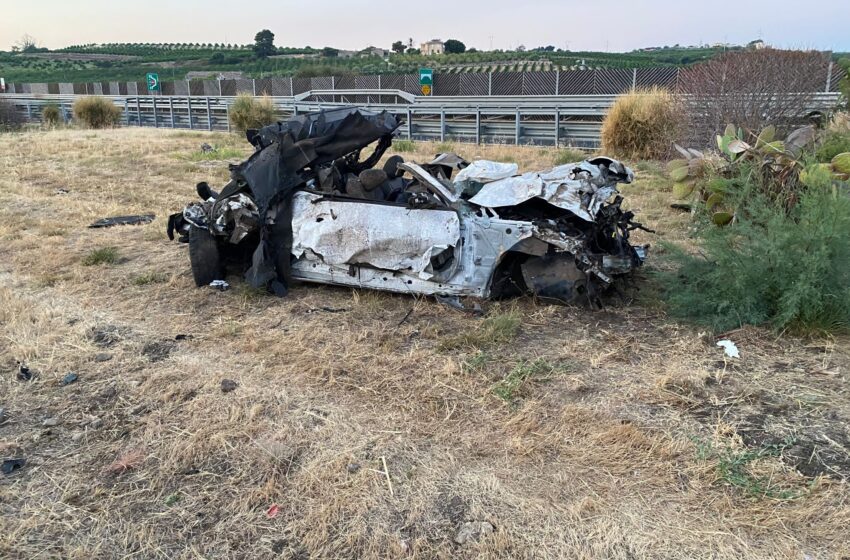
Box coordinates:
[146,73,160,92]
[419,68,433,95]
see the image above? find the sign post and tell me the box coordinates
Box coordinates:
[146,73,160,93]
[419,68,433,96]
[0,77,5,93]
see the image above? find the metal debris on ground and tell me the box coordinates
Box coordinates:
[17,365,33,381]
[200,143,216,153]
[61,373,79,386]
[168,106,650,306]
[716,339,740,359]
[1,458,26,475]
[209,280,230,291]
[89,214,155,228]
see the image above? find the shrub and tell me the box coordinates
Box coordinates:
[41,104,61,126]
[816,131,850,163]
[662,163,850,333]
[0,98,24,131]
[73,97,122,129]
[601,87,682,160]
[228,93,277,133]
[679,50,832,146]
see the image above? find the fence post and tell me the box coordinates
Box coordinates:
[226,103,231,132]
[289,76,294,96]
[152,97,158,128]
[218,79,222,97]
[136,97,141,126]
[555,71,560,95]
[440,109,445,142]
[632,68,637,91]
[252,79,257,96]
[331,76,335,91]
[515,110,521,145]
[825,60,834,93]
[554,109,560,147]
[488,72,492,96]
[26,102,32,122]
[206,97,212,130]
[187,79,191,96]
[406,108,412,139]
[475,107,480,145]
[169,97,175,128]
[123,98,128,126]
[188,97,194,129]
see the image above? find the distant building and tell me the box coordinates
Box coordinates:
[337,50,357,59]
[360,47,388,58]
[420,40,445,56]
[748,40,767,50]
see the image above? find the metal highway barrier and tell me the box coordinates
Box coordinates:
[2,91,842,148]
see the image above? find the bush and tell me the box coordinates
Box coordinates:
[41,104,61,126]
[662,163,850,333]
[228,93,277,133]
[73,97,122,128]
[601,87,682,160]
[816,131,850,163]
[0,98,24,131]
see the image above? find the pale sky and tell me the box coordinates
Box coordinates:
[3,0,848,52]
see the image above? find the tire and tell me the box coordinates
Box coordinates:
[188,226,224,287]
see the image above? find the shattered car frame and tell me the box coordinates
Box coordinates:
[168,107,650,304]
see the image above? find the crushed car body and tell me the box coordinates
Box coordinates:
[168,106,650,304]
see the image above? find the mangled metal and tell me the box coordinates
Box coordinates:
[169,106,650,305]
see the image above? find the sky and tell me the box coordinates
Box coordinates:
[2,0,849,53]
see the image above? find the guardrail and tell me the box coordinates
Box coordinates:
[3,91,843,148]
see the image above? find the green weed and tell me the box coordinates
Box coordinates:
[492,358,561,403]
[83,247,120,266]
[392,139,416,152]
[439,311,521,351]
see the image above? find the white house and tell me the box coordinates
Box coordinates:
[420,40,445,56]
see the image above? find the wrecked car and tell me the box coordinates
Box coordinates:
[168,107,649,305]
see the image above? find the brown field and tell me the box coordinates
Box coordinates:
[1,128,848,559]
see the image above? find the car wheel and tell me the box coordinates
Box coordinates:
[188,226,224,287]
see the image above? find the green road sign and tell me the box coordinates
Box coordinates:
[146,73,160,92]
[419,68,433,96]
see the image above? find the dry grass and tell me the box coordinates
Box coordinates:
[1,128,849,559]
[601,87,683,160]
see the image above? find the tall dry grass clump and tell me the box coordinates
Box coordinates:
[228,94,278,133]
[601,87,682,160]
[41,104,61,127]
[73,97,122,129]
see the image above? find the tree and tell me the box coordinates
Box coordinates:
[253,29,275,58]
[444,39,466,54]
[406,48,420,55]
[16,34,39,53]
[322,47,339,58]
[391,41,405,54]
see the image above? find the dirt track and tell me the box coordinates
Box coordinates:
[1,128,848,559]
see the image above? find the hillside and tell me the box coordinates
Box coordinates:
[1,44,734,83]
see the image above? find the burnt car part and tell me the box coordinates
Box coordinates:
[169,107,649,304]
